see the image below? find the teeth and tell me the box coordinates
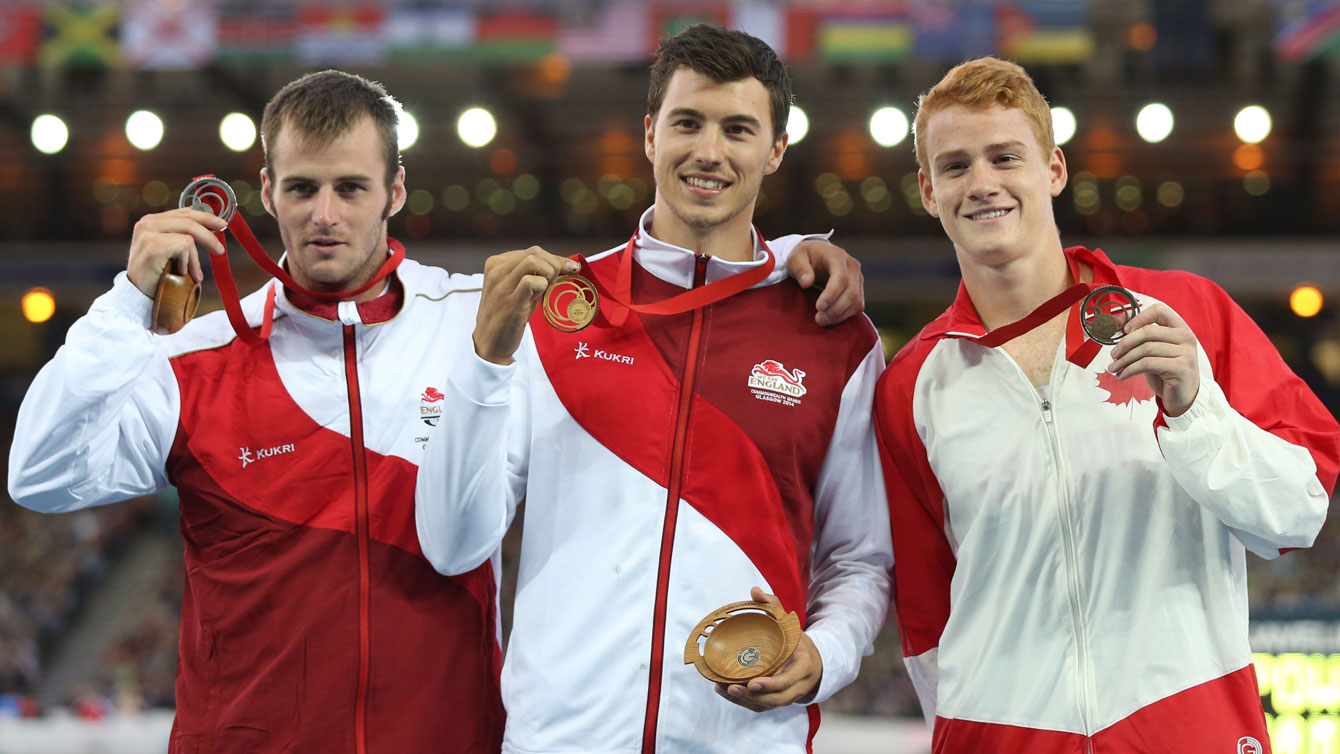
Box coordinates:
[686,176,727,190]
[972,209,1009,220]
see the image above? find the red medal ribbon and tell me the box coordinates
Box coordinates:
[191,174,405,344]
[572,228,775,328]
[974,282,1104,368]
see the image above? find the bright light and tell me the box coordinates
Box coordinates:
[126,110,164,151]
[457,107,497,148]
[397,106,419,151]
[219,113,256,152]
[1051,107,1077,146]
[1291,285,1323,318]
[1234,105,1272,145]
[31,114,69,154]
[869,106,909,148]
[1135,103,1173,144]
[787,106,810,145]
[22,287,55,323]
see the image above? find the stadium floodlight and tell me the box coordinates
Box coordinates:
[22,287,55,323]
[1291,285,1323,318]
[1051,107,1077,146]
[1135,103,1173,144]
[126,110,164,151]
[869,106,909,148]
[31,114,69,154]
[1234,105,1271,145]
[219,113,257,152]
[787,106,810,145]
[458,107,497,149]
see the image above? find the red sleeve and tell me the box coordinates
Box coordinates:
[1135,268,1340,496]
[874,339,955,658]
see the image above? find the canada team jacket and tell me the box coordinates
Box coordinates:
[8,257,504,754]
[416,212,894,753]
[874,246,1339,754]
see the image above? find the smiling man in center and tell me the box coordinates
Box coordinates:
[416,23,893,752]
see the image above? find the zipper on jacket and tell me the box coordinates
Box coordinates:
[641,254,709,754]
[1041,398,1096,751]
[342,325,373,754]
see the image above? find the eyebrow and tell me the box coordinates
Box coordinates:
[933,140,1029,164]
[665,106,763,129]
[280,174,375,185]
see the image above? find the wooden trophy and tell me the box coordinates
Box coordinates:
[683,600,801,684]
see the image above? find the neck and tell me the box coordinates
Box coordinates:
[959,240,1073,331]
[648,198,756,262]
[289,238,393,304]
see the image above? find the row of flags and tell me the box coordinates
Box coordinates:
[2,1,1337,71]
[0,0,1094,69]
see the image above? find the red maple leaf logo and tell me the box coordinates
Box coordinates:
[421,387,444,403]
[1096,370,1155,408]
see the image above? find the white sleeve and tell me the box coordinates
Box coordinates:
[1157,374,1329,559]
[8,273,179,512]
[802,335,895,703]
[766,231,835,278]
[415,329,531,576]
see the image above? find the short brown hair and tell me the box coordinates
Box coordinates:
[913,57,1054,171]
[260,69,401,186]
[647,24,792,142]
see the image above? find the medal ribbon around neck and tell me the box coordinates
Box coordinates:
[180,175,406,345]
[542,228,776,331]
[975,280,1139,368]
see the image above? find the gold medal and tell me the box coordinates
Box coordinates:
[1081,285,1140,345]
[542,274,599,332]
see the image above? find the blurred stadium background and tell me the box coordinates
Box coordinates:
[1,0,1338,752]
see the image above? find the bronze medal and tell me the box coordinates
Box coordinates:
[542,274,599,332]
[1080,285,1140,345]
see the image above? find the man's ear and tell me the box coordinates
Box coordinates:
[918,169,940,218]
[1048,146,1068,198]
[763,132,789,176]
[644,114,656,165]
[386,166,407,218]
[259,166,276,218]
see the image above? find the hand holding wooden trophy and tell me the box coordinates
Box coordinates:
[683,599,801,685]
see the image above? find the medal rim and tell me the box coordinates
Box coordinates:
[542,273,599,333]
[1081,285,1140,346]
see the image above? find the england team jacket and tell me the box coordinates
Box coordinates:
[874,246,1339,753]
[416,211,894,753]
[8,257,504,754]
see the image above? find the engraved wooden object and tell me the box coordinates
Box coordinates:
[683,600,801,684]
[151,272,201,335]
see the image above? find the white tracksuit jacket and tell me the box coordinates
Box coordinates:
[874,246,1339,754]
[416,210,894,753]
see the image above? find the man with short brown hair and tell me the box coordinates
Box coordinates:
[417,25,892,752]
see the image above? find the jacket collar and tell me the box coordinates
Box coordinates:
[629,206,787,288]
[271,245,409,326]
[925,246,1124,341]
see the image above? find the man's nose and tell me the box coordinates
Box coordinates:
[966,162,1000,201]
[312,186,339,225]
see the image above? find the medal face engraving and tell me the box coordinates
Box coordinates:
[179,176,238,222]
[1081,285,1140,345]
[542,274,599,332]
[737,647,761,667]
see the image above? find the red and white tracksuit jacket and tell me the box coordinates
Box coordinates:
[7,256,505,754]
[874,246,1339,753]
[416,210,894,753]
